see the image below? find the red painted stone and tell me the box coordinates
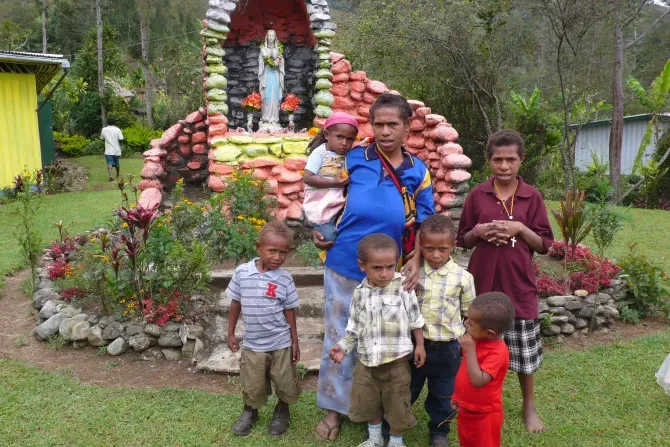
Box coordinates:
[210,123,228,137]
[208,114,228,125]
[314,117,327,128]
[350,90,363,102]
[166,152,184,167]
[430,125,459,142]
[428,152,440,161]
[143,148,167,158]
[209,161,234,175]
[192,132,207,143]
[409,120,425,132]
[287,201,303,220]
[138,188,162,210]
[444,169,472,183]
[331,84,350,97]
[286,192,299,200]
[350,81,366,93]
[251,167,273,180]
[435,181,449,193]
[138,179,162,191]
[331,52,346,64]
[187,156,207,170]
[438,142,464,155]
[425,114,447,127]
[431,160,440,170]
[266,178,278,193]
[416,108,433,119]
[277,194,291,208]
[208,175,225,193]
[242,158,280,169]
[179,145,191,157]
[182,127,193,134]
[141,161,166,179]
[333,95,356,110]
[195,121,207,130]
[424,140,437,151]
[273,207,288,222]
[284,158,307,171]
[192,144,207,155]
[442,153,472,169]
[332,58,352,74]
[350,71,367,81]
[435,169,446,180]
[363,92,377,104]
[332,73,350,83]
[185,110,204,124]
[408,100,425,110]
[407,135,425,149]
[276,167,303,183]
[159,123,183,147]
[366,80,388,95]
[355,115,369,125]
[358,106,371,118]
[278,181,303,195]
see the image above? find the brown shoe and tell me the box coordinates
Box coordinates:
[232,405,258,436]
[268,402,290,436]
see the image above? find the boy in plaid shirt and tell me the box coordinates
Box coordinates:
[412,214,475,447]
[330,233,426,447]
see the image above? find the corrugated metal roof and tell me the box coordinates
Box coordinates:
[0,50,70,93]
[570,113,670,129]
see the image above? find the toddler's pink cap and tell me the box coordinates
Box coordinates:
[325,112,359,131]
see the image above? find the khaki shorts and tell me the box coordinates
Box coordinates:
[240,347,300,409]
[348,357,413,430]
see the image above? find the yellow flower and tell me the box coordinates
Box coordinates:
[123,311,128,315]
[122,223,129,228]
[120,299,126,303]
[237,215,244,221]
[174,205,181,209]
[200,207,207,212]
[130,204,136,209]
[177,178,184,185]
[102,256,109,262]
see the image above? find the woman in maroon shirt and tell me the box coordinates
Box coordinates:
[457,130,554,433]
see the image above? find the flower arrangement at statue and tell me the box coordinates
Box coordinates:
[307,127,320,137]
[262,41,284,68]
[241,92,262,113]
[281,94,301,114]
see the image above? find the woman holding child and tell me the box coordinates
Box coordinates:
[457,130,554,434]
[312,94,435,442]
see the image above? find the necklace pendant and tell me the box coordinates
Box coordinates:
[509,215,513,220]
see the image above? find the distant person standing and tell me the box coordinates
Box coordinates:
[100,117,124,181]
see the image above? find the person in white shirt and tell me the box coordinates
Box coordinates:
[100,117,124,181]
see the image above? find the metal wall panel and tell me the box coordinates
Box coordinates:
[575,118,670,174]
[0,72,42,187]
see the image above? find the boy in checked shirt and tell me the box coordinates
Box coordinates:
[329,233,426,447]
[412,214,476,447]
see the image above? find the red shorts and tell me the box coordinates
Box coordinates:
[457,408,503,447]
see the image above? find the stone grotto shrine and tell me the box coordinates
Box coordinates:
[138,0,473,224]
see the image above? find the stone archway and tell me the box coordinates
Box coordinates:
[202,0,336,130]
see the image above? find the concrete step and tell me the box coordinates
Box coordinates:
[210,267,324,290]
[215,285,325,318]
[197,315,325,375]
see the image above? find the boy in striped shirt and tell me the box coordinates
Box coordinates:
[226,221,300,437]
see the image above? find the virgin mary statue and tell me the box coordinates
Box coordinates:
[258,30,285,131]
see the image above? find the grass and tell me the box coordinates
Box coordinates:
[1,331,669,446]
[70,154,144,191]
[0,156,143,278]
[546,201,670,273]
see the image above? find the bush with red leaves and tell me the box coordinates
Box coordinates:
[48,259,73,281]
[59,287,87,303]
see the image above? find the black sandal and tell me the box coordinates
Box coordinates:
[315,419,341,442]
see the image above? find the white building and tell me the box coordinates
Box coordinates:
[572,113,670,174]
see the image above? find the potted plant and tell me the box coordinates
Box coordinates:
[281,94,301,132]
[241,92,262,132]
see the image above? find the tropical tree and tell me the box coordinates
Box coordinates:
[621,58,670,201]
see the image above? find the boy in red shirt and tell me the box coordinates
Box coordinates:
[452,292,515,447]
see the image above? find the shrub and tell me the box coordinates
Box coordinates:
[617,242,670,321]
[53,132,91,158]
[121,123,163,154]
[297,241,322,269]
[83,139,105,156]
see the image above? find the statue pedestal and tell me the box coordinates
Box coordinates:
[258,120,283,133]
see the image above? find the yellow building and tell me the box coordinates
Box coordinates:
[0,51,70,188]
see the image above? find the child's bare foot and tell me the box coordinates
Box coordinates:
[315,410,341,441]
[523,408,546,433]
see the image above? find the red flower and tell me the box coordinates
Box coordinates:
[241,92,262,113]
[280,94,301,113]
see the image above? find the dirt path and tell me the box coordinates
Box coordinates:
[0,269,667,393]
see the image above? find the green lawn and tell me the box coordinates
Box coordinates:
[546,201,670,273]
[1,331,668,446]
[70,154,144,191]
[0,156,143,277]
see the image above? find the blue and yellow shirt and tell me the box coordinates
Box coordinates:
[325,145,435,281]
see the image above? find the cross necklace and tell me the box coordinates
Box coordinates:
[493,180,518,247]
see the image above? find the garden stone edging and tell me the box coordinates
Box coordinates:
[539,278,628,340]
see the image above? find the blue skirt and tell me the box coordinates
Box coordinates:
[316,267,360,414]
